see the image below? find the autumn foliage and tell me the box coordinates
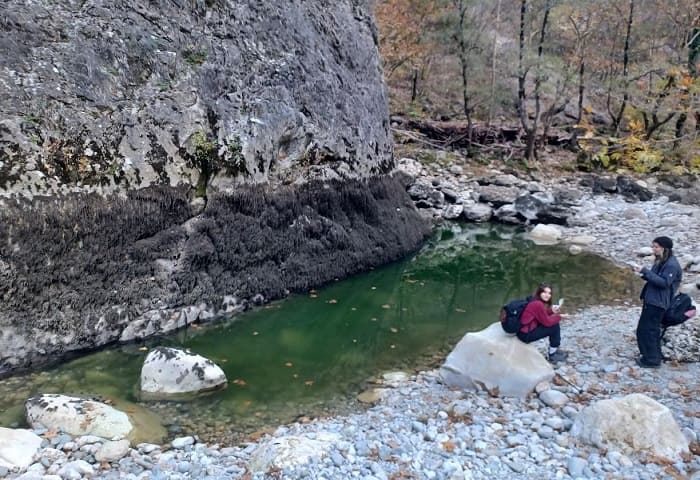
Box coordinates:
[374,0,700,172]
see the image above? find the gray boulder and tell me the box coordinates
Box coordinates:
[25,394,133,440]
[249,432,345,473]
[462,203,493,222]
[0,427,43,469]
[439,323,554,397]
[571,393,689,460]
[478,185,521,206]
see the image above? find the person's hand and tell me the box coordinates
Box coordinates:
[559,313,571,319]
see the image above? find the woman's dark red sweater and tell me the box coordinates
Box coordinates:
[519,300,561,333]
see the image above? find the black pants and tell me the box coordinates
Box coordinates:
[637,303,664,365]
[517,324,561,348]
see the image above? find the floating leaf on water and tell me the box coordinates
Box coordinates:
[252,331,259,336]
[390,344,396,349]
[370,317,377,321]
[328,299,337,304]
[310,294,318,299]
[293,374,299,378]
[304,380,314,386]
[138,346,148,351]
[455,308,466,313]
[390,327,398,333]
[285,362,293,367]
[381,304,391,309]
[371,286,377,290]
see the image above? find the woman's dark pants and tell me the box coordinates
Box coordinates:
[636,303,664,366]
[517,324,561,348]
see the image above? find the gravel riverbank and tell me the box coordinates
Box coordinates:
[3,177,700,480]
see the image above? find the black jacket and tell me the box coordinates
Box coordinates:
[640,255,682,309]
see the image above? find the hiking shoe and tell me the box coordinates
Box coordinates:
[548,350,569,363]
[636,358,660,369]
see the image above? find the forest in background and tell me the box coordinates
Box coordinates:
[374,0,700,173]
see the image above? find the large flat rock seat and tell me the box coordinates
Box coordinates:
[439,322,554,397]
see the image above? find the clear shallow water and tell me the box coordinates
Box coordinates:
[0,224,637,443]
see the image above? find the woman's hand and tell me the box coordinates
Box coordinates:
[559,313,571,319]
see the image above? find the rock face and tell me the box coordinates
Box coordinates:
[1,0,391,195]
[25,394,134,440]
[140,347,227,399]
[570,393,689,460]
[439,322,554,397]
[0,1,431,375]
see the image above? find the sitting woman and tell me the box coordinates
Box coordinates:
[517,283,570,363]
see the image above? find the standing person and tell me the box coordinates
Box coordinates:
[517,283,570,363]
[632,236,682,368]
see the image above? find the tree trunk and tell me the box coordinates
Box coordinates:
[517,0,532,159]
[411,68,418,103]
[488,0,501,127]
[675,26,700,142]
[577,60,585,125]
[613,0,634,135]
[457,0,473,143]
[530,0,552,161]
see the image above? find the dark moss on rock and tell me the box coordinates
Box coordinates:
[0,175,430,376]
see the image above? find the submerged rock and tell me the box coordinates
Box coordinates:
[139,347,227,400]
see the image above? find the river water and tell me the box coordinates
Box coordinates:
[0,223,637,444]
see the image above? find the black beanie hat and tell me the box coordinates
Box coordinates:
[653,236,673,250]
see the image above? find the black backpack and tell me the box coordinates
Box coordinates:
[500,297,532,334]
[662,293,696,328]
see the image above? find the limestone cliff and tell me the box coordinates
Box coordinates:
[0,0,430,375]
[1,0,392,195]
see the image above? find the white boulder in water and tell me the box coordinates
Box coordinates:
[527,224,563,245]
[139,347,227,399]
[440,322,554,397]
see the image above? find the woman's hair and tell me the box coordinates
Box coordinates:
[533,282,553,307]
[655,247,671,265]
